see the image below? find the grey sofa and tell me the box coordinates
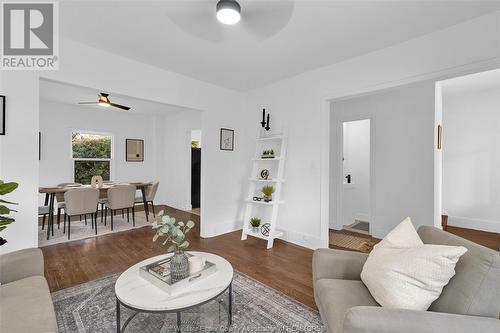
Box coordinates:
[0,248,58,333]
[313,226,500,333]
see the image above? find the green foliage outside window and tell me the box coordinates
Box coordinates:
[74,160,110,185]
[72,132,112,184]
[72,133,111,158]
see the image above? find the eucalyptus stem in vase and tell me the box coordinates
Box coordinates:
[152,210,195,282]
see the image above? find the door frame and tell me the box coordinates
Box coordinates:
[331,112,375,233]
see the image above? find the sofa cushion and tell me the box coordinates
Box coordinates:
[418,226,500,318]
[361,218,467,311]
[315,279,378,333]
[0,276,58,333]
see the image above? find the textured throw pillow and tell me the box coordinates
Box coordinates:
[361,217,467,311]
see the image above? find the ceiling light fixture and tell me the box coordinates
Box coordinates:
[216,0,241,25]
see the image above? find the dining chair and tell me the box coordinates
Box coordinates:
[63,188,99,240]
[135,181,159,217]
[38,205,50,230]
[56,183,82,229]
[104,184,136,230]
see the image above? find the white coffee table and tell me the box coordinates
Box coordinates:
[115,251,234,332]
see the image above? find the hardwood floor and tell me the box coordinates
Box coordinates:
[445,225,500,251]
[41,205,499,311]
[41,205,316,308]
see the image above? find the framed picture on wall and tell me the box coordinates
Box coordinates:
[220,128,234,151]
[126,139,144,162]
[0,95,5,135]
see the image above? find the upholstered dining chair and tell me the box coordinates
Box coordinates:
[63,188,99,240]
[38,205,50,230]
[104,184,136,230]
[135,181,159,217]
[56,182,82,229]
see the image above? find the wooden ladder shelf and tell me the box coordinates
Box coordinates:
[241,131,287,249]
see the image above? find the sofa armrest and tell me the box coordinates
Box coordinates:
[343,306,500,333]
[312,248,368,282]
[0,248,44,284]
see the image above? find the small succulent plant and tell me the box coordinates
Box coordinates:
[250,217,261,227]
[261,185,275,198]
[152,210,195,253]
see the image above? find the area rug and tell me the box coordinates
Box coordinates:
[329,230,377,253]
[39,212,152,247]
[52,272,324,333]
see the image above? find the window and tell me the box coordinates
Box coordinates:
[72,132,112,184]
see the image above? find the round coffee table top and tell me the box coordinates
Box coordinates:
[115,251,233,312]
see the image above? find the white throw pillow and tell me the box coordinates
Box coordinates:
[361,217,467,311]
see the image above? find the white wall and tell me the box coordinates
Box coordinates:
[331,83,435,237]
[160,110,202,210]
[442,87,500,232]
[244,11,500,248]
[0,72,39,254]
[341,119,370,227]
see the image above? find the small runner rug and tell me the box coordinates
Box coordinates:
[52,271,325,333]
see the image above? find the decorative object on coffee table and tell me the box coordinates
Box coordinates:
[261,223,271,236]
[152,210,195,282]
[126,138,144,162]
[220,128,234,151]
[261,185,275,202]
[250,217,261,233]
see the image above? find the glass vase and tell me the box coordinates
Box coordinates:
[170,250,189,283]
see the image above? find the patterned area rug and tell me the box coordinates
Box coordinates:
[329,230,377,253]
[39,212,152,247]
[52,272,324,333]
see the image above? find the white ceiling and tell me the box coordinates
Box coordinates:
[40,79,192,115]
[441,68,500,96]
[60,1,500,91]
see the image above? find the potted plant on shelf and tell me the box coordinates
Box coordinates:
[250,217,261,233]
[269,149,275,158]
[0,180,19,247]
[261,149,269,158]
[152,210,195,282]
[261,185,275,202]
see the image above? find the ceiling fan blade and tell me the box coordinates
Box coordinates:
[78,102,99,104]
[109,102,130,110]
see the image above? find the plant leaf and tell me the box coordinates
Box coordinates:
[166,245,176,253]
[0,182,18,195]
[0,206,12,215]
[0,199,17,205]
[179,241,189,248]
[186,221,195,228]
[152,234,159,242]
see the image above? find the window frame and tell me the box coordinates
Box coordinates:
[70,129,114,183]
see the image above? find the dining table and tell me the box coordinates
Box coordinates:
[38,181,153,240]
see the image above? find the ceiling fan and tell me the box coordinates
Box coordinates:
[78,93,131,110]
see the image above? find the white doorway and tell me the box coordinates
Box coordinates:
[435,69,500,233]
[341,119,371,234]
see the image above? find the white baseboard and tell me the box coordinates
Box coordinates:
[280,229,325,249]
[204,220,325,249]
[448,215,500,233]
